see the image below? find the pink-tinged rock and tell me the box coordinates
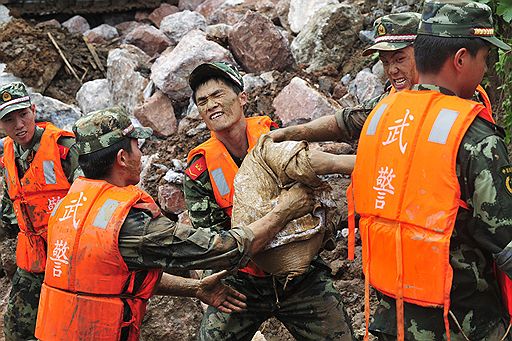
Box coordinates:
[35,19,61,29]
[228,11,294,73]
[159,10,207,46]
[76,79,113,114]
[133,91,177,137]
[206,23,232,46]
[134,10,150,22]
[84,24,119,44]
[148,3,179,28]
[107,45,150,114]
[124,25,172,57]
[150,30,235,104]
[116,21,142,38]
[178,0,206,11]
[196,0,225,20]
[62,15,90,34]
[273,77,340,126]
[158,184,186,214]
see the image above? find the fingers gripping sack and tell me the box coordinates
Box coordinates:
[232,135,342,280]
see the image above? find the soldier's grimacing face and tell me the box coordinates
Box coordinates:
[195,79,247,133]
[0,105,36,148]
[379,46,419,92]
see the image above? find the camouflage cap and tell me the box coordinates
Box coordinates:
[0,82,31,120]
[73,107,153,155]
[362,12,421,56]
[418,0,511,51]
[189,61,244,93]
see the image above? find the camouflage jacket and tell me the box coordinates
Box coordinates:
[117,207,253,272]
[370,84,512,340]
[1,125,82,232]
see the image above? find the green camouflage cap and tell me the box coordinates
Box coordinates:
[0,82,31,120]
[73,107,153,155]
[362,12,421,56]
[189,61,244,93]
[418,0,511,51]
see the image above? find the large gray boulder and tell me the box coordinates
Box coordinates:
[159,10,207,46]
[107,45,150,114]
[31,93,82,131]
[150,30,235,104]
[348,68,385,104]
[76,79,113,115]
[288,0,338,33]
[291,3,362,73]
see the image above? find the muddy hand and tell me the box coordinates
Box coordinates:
[196,270,247,314]
[276,183,315,222]
[267,128,287,142]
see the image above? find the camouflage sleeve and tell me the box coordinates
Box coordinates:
[117,207,254,272]
[183,155,231,231]
[57,136,83,182]
[458,117,512,278]
[334,91,387,142]
[0,171,18,231]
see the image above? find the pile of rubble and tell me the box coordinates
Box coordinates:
[0,0,423,339]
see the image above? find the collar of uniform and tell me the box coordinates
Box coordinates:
[411,84,457,96]
[14,125,44,160]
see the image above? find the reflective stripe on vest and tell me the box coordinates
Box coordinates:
[352,90,484,341]
[428,109,459,144]
[3,122,73,273]
[211,168,230,196]
[36,178,162,341]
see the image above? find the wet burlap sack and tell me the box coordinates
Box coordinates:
[232,135,341,280]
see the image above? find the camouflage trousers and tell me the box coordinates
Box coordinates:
[198,265,353,341]
[4,268,44,341]
[374,320,512,341]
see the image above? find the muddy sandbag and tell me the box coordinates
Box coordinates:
[232,135,342,279]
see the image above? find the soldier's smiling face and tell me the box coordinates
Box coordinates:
[0,104,36,148]
[379,46,419,92]
[195,79,247,133]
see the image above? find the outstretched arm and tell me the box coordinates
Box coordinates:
[269,115,341,143]
[154,271,247,314]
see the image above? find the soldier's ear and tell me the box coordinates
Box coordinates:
[116,148,128,168]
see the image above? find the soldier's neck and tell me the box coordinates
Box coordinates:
[419,72,462,98]
[215,120,249,159]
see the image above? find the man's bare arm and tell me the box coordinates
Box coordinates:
[308,150,355,175]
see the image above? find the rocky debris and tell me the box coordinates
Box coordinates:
[243,73,272,94]
[179,0,207,11]
[124,25,172,57]
[151,30,235,105]
[76,79,112,115]
[288,0,338,33]
[158,184,186,214]
[206,23,232,47]
[134,91,177,137]
[148,3,180,28]
[107,45,150,114]
[139,153,160,192]
[228,11,294,73]
[291,3,363,74]
[178,99,203,134]
[31,93,82,130]
[141,296,203,340]
[195,0,225,20]
[159,10,208,46]
[348,68,384,103]
[62,15,90,35]
[275,0,291,31]
[372,60,386,82]
[84,24,119,44]
[35,19,60,29]
[0,5,11,27]
[115,21,141,38]
[0,64,23,85]
[273,77,340,126]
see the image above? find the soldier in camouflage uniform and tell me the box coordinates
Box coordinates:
[184,63,353,340]
[361,1,512,340]
[0,82,82,341]
[35,107,314,339]
[271,12,421,143]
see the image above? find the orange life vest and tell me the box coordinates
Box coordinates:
[350,90,486,341]
[3,122,73,273]
[187,116,274,277]
[476,84,494,123]
[35,177,162,341]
